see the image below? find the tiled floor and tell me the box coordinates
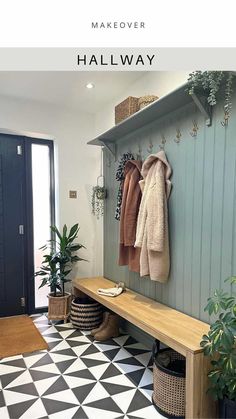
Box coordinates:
[0,314,164,419]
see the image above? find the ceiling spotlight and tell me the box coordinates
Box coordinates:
[86,82,95,89]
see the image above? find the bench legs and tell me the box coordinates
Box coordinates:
[185,351,217,418]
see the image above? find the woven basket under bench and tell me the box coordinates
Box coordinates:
[152,340,186,418]
[70,297,103,330]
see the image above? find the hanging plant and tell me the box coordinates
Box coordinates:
[91,185,106,219]
[187,71,235,125]
[91,169,107,219]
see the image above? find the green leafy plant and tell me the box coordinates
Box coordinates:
[35,223,86,297]
[201,277,236,401]
[91,186,106,219]
[187,71,235,124]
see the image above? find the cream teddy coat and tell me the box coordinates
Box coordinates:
[135,151,172,282]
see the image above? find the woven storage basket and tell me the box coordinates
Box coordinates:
[152,340,186,418]
[70,297,103,330]
[138,95,158,109]
[48,292,71,322]
[115,96,139,124]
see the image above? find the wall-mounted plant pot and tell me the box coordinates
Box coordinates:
[219,397,236,418]
[47,292,71,324]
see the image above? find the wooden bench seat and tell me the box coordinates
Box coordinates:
[73,276,216,418]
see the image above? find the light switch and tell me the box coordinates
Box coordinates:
[69,190,77,199]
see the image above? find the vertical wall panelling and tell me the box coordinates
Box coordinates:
[103,94,236,323]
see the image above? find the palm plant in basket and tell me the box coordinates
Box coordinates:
[200,277,236,418]
[35,223,86,322]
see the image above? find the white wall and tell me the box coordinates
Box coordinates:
[95,71,189,134]
[0,95,103,280]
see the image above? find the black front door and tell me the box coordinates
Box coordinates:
[0,134,27,316]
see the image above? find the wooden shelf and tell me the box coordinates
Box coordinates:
[87,82,212,156]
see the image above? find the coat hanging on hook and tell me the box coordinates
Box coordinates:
[115,152,134,220]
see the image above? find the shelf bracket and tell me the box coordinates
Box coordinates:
[100,141,116,159]
[190,93,212,127]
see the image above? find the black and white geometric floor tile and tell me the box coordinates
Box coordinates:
[0,314,164,419]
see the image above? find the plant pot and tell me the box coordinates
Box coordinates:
[47,292,71,324]
[219,397,236,418]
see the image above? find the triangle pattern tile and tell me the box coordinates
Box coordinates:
[29,369,59,382]
[72,383,96,404]
[111,388,137,414]
[50,340,72,352]
[3,389,37,406]
[101,373,136,388]
[127,389,151,414]
[88,362,111,380]
[63,374,96,390]
[0,354,23,363]
[113,348,134,362]
[102,381,135,396]
[125,368,146,387]
[0,390,5,407]
[65,368,96,381]
[138,368,153,387]
[66,339,90,348]
[0,406,10,419]
[49,405,80,419]
[30,362,61,375]
[5,382,38,397]
[56,359,78,374]
[84,396,123,414]
[0,364,25,376]
[7,398,37,419]
[18,398,48,419]
[63,358,87,375]
[70,344,91,357]
[83,405,122,419]
[49,352,76,364]
[1,371,27,389]
[6,370,33,389]
[41,398,78,415]
[100,363,123,380]
[72,406,89,419]
[128,405,162,418]
[23,353,48,369]
[83,381,110,404]
[81,357,109,369]
[42,388,79,404]
[103,348,122,361]
[42,376,70,396]
[2,358,26,369]
[30,353,53,368]
[34,376,60,396]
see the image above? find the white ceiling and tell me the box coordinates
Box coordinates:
[0,72,144,113]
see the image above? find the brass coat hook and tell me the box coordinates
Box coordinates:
[190,120,199,137]
[159,134,166,150]
[147,139,153,154]
[174,129,182,144]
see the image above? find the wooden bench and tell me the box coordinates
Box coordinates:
[73,276,216,419]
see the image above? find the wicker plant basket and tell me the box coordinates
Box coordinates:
[47,292,71,323]
[70,297,103,330]
[152,340,186,418]
[138,95,158,109]
[115,96,139,124]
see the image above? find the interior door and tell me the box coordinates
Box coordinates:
[0,134,27,317]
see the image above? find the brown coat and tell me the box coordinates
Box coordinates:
[135,151,172,282]
[119,160,142,273]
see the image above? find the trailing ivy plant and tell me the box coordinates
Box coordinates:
[91,186,106,219]
[200,277,236,401]
[187,71,235,125]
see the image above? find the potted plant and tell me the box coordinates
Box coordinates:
[200,277,236,418]
[91,175,106,219]
[35,223,86,323]
[187,71,235,125]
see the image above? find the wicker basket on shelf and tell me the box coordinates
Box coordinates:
[138,95,159,109]
[115,96,139,124]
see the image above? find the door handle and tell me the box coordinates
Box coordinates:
[19,225,24,235]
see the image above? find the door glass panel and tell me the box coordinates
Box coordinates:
[32,144,51,308]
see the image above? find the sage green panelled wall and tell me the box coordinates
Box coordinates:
[103,92,236,323]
